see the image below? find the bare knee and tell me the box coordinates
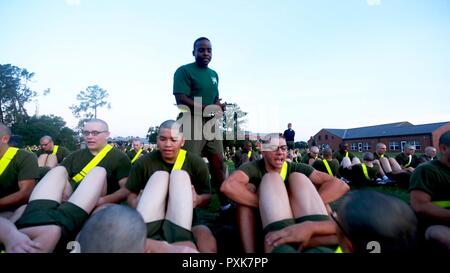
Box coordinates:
[170,170,190,183]
[192,225,217,253]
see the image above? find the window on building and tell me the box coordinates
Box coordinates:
[409,140,421,150]
[318,135,321,141]
[389,141,399,151]
[332,136,334,140]
[351,143,357,151]
[363,142,371,151]
[325,135,328,140]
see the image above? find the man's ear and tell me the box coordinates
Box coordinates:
[1,135,10,145]
[180,136,185,147]
[192,50,195,56]
[105,131,111,138]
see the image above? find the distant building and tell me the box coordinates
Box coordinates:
[308,121,450,153]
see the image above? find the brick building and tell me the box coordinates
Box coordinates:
[308,121,450,153]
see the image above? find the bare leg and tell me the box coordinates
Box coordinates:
[341,157,352,169]
[379,158,393,174]
[259,173,293,229]
[389,158,403,173]
[425,225,450,251]
[38,154,48,167]
[287,173,328,218]
[136,171,169,223]
[192,225,217,253]
[29,166,68,202]
[45,154,58,168]
[373,160,386,177]
[166,170,193,230]
[351,157,361,165]
[237,204,256,253]
[67,166,106,213]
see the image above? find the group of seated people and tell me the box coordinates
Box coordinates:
[0,120,449,253]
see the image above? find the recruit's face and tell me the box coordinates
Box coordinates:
[83,122,110,152]
[376,144,387,155]
[405,147,415,156]
[262,137,288,169]
[132,141,142,151]
[157,128,185,162]
[193,39,212,67]
[40,139,54,152]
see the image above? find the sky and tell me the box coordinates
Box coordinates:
[1,0,449,142]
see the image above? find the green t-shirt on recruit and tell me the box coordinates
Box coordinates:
[0,149,39,199]
[333,150,355,163]
[173,62,219,106]
[395,153,418,168]
[125,150,211,195]
[349,163,380,184]
[60,147,131,194]
[409,159,450,203]
[239,159,315,189]
[36,146,71,163]
[312,159,340,176]
[127,149,148,161]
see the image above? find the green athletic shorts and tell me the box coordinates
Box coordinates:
[146,219,195,244]
[267,214,336,253]
[15,199,89,242]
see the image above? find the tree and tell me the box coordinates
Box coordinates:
[295,141,308,149]
[0,64,38,126]
[69,85,111,127]
[147,126,159,144]
[220,103,248,141]
[12,115,78,150]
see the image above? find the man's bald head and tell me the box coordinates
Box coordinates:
[85,119,109,131]
[78,205,146,253]
[439,131,450,147]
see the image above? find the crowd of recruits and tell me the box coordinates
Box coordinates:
[1,119,449,253]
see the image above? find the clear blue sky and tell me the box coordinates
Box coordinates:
[1,0,449,141]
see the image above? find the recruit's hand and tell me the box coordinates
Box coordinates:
[264,222,312,252]
[5,231,42,253]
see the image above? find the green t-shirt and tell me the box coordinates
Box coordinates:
[0,149,39,198]
[60,147,131,194]
[173,62,219,106]
[239,159,315,189]
[373,152,389,160]
[301,154,318,164]
[312,159,340,176]
[395,153,418,168]
[125,150,211,195]
[333,150,355,163]
[349,163,380,183]
[127,149,148,161]
[37,146,71,163]
[409,159,450,203]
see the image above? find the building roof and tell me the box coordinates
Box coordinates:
[323,121,449,140]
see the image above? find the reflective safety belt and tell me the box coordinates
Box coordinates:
[432,200,450,208]
[72,144,113,183]
[0,147,19,176]
[172,149,187,171]
[361,163,371,180]
[131,148,143,164]
[404,155,412,168]
[280,161,288,181]
[345,151,349,158]
[322,159,334,176]
[247,151,252,158]
[335,246,343,253]
[380,154,384,158]
[52,145,59,155]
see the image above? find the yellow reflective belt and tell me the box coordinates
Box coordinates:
[131,148,143,164]
[280,161,288,181]
[247,151,252,158]
[172,149,187,171]
[335,246,343,253]
[380,154,384,158]
[432,200,450,208]
[0,147,19,176]
[322,159,334,176]
[52,145,59,155]
[361,163,371,180]
[72,144,113,183]
[345,151,349,158]
[404,155,412,168]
